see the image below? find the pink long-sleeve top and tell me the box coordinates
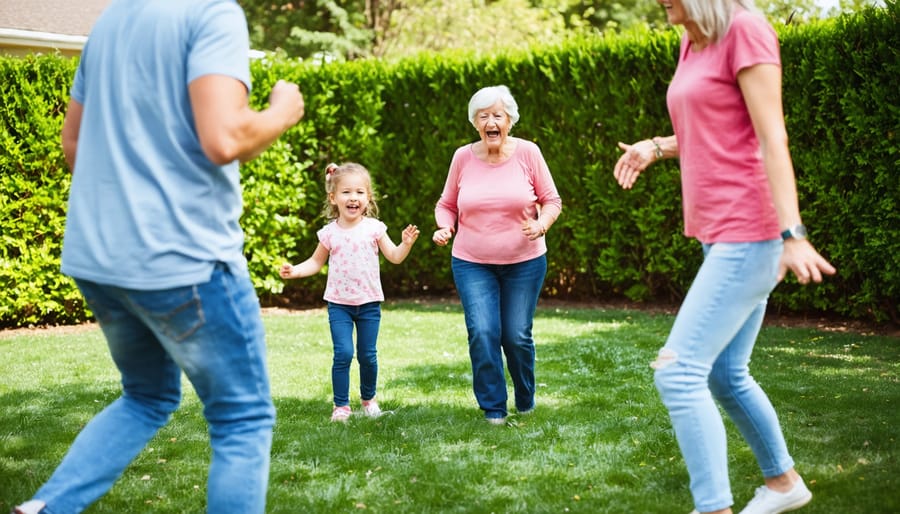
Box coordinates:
[435,138,562,264]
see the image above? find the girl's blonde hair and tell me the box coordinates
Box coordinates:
[682,0,761,44]
[323,162,379,220]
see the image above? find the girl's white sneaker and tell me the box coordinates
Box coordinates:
[361,399,382,417]
[331,405,352,422]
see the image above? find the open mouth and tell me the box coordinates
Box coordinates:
[486,129,501,138]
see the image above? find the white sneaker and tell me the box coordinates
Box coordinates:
[13,500,46,514]
[331,405,352,422]
[739,478,812,514]
[361,399,382,417]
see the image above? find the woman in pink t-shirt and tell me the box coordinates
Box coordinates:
[280,162,420,422]
[613,1,834,513]
[433,85,562,425]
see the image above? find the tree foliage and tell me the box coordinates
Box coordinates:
[242,0,374,60]
[376,0,572,59]
[240,0,877,61]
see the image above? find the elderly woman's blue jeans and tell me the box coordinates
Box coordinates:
[31,264,275,514]
[452,255,547,420]
[653,240,794,513]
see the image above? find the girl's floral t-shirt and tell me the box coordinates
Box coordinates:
[318,217,387,305]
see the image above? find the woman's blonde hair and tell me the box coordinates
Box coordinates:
[681,0,761,43]
[322,162,379,220]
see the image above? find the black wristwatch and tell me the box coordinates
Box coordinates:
[780,224,808,241]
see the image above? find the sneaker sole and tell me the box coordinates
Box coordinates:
[775,491,812,513]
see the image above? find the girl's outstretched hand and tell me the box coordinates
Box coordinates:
[432,227,454,247]
[402,224,420,245]
[279,263,295,279]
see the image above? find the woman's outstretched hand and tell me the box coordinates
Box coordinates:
[614,141,655,190]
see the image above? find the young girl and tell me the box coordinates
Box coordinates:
[280,162,420,422]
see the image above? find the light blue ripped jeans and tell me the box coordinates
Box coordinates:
[653,240,794,513]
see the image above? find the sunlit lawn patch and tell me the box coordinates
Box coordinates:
[1,301,897,513]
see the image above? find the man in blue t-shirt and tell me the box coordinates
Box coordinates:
[14,1,304,513]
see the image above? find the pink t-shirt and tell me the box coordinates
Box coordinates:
[435,138,562,264]
[667,9,781,243]
[318,217,387,306]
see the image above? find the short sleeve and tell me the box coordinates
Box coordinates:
[728,10,780,78]
[186,1,251,91]
[317,224,332,250]
[70,43,88,103]
[373,220,388,240]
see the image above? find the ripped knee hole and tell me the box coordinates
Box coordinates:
[650,348,677,370]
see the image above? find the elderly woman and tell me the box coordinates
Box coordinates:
[613,0,835,513]
[433,85,562,425]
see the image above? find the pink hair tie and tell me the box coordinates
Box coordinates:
[325,163,338,180]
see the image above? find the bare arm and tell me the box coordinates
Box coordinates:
[60,99,83,171]
[738,63,835,283]
[380,224,420,264]
[279,243,329,279]
[189,76,304,165]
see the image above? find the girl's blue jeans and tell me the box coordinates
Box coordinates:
[451,255,547,420]
[327,301,381,407]
[33,263,274,514]
[653,240,794,512]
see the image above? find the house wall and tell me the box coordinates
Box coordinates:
[0,28,85,57]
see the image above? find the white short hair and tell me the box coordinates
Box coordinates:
[467,85,520,128]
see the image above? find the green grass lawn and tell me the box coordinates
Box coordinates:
[1,300,898,513]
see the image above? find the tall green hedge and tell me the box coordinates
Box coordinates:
[1,5,897,327]
[0,55,81,326]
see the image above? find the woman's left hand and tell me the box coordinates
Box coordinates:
[779,239,836,284]
[521,219,545,240]
[433,227,454,246]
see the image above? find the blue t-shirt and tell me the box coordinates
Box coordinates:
[61,0,252,289]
